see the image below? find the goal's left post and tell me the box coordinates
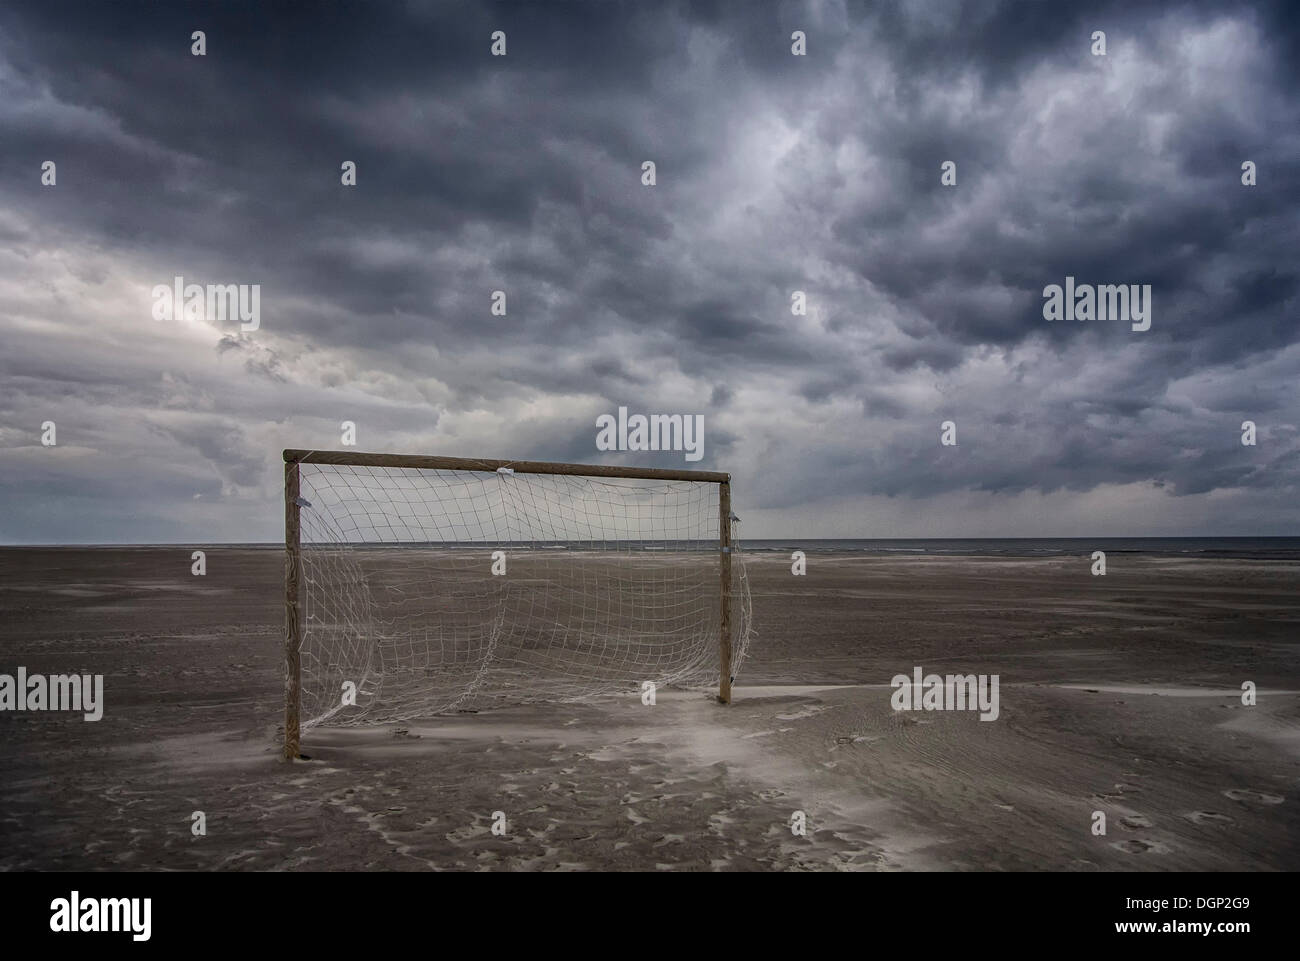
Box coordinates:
[284,454,302,760]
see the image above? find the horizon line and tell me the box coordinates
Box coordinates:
[3,534,1300,548]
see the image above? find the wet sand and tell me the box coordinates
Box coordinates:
[0,548,1296,870]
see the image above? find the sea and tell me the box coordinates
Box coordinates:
[737,537,1300,560]
[19,537,1300,560]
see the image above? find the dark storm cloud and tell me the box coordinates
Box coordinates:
[0,0,1297,541]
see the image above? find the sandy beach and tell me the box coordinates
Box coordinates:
[1,547,1296,871]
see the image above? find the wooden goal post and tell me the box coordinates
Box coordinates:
[282,449,738,759]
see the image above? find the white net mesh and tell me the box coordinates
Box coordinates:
[295,461,752,727]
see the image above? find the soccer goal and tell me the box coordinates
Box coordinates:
[282,449,752,758]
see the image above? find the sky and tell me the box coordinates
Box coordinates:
[0,0,1297,543]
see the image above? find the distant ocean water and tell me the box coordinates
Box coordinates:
[13,537,1300,560]
[738,538,1300,560]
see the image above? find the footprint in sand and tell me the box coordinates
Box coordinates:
[1185,811,1234,825]
[1112,839,1170,855]
[1222,789,1284,805]
[444,823,487,843]
[777,705,826,721]
[1119,815,1152,830]
[1092,785,1139,801]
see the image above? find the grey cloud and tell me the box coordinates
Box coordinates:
[0,0,1297,541]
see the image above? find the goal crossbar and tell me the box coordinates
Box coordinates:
[283,448,744,759]
[283,448,730,483]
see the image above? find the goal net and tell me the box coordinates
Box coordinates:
[285,452,752,741]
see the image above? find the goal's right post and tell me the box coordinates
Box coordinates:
[284,459,302,760]
[719,478,732,704]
